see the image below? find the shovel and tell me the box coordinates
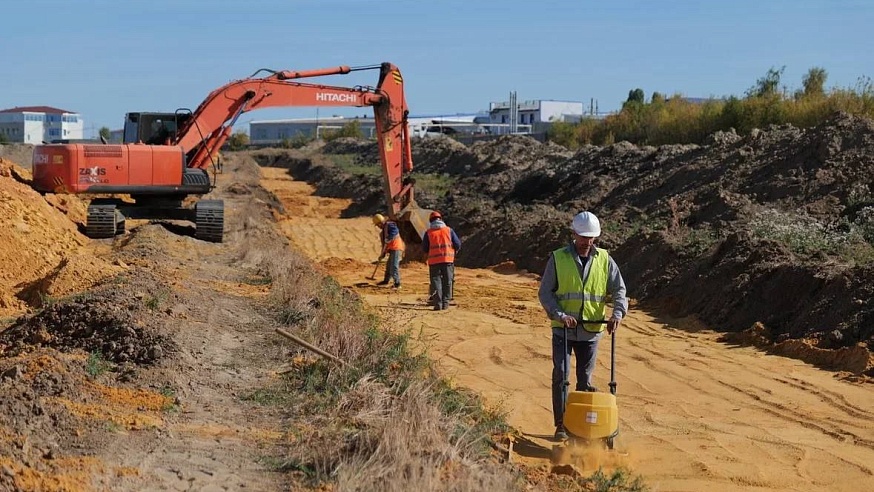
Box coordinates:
[366,258,383,280]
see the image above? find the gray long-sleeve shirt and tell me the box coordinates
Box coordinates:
[538,244,628,341]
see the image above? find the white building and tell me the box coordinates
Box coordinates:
[488,99,585,133]
[0,106,84,144]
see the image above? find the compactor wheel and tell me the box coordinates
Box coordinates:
[86,204,118,239]
[195,199,224,243]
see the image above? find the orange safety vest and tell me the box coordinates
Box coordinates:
[425,226,455,265]
[383,222,405,251]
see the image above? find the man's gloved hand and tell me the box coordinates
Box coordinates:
[560,314,578,328]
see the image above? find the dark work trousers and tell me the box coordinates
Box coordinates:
[551,332,600,427]
[429,263,455,303]
[382,249,402,286]
[429,263,453,308]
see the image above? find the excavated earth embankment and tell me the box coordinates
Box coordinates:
[258,112,874,375]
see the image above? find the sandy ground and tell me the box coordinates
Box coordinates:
[261,165,874,492]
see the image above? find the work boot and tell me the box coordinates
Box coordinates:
[433,304,443,311]
[376,280,389,286]
[392,283,401,290]
[554,425,568,441]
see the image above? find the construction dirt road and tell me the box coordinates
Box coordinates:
[260,164,874,492]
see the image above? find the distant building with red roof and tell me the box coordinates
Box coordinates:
[0,106,84,144]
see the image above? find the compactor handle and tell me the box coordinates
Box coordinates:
[609,331,617,396]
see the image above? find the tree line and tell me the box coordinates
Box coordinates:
[548,66,874,148]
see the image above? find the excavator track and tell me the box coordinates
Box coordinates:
[195,199,224,243]
[86,203,120,239]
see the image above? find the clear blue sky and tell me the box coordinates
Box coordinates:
[1,0,871,136]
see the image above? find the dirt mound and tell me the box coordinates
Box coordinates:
[411,136,477,175]
[724,323,873,375]
[0,159,123,316]
[0,157,32,183]
[322,257,368,271]
[0,162,86,311]
[0,351,99,491]
[322,137,380,165]
[42,193,89,227]
[0,273,176,365]
[18,254,127,304]
[412,135,573,184]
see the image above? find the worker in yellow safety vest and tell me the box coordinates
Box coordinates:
[538,211,628,441]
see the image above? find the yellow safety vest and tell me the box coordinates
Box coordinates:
[551,246,609,332]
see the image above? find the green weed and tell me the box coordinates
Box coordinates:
[327,154,380,176]
[103,421,124,433]
[85,351,112,378]
[159,386,180,412]
[144,289,170,310]
[242,383,297,406]
[242,274,272,286]
[38,291,93,308]
[411,172,455,197]
[588,467,649,492]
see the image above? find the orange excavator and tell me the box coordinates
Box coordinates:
[31,62,432,243]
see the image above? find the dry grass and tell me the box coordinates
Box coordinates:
[233,212,523,490]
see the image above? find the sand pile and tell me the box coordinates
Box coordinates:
[0,158,122,314]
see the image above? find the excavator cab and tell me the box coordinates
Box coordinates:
[123,112,191,145]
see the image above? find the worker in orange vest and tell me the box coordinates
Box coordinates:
[373,214,404,288]
[422,210,461,310]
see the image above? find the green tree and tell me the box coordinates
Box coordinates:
[547,121,578,149]
[802,67,828,97]
[226,131,249,150]
[626,88,645,105]
[282,133,312,149]
[98,126,111,141]
[747,66,785,98]
[322,119,363,141]
[651,92,665,104]
[0,132,8,144]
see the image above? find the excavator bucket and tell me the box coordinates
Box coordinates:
[400,203,433,240]
[396,202,434,262]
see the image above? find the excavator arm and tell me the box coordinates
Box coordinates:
[175,63,418,220]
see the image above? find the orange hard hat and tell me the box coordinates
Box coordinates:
[429,211,442,221]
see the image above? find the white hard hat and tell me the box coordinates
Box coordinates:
[572,211,601,237]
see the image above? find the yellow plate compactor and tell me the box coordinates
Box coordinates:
[553,322,620,463]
